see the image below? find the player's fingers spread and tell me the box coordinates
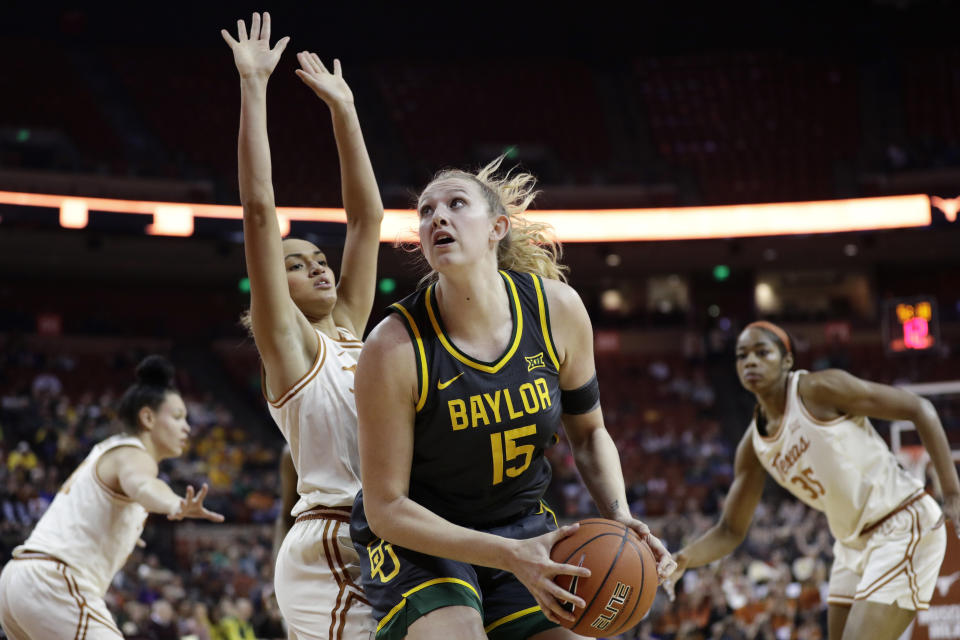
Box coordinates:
[261,11,271,42]
[556,560,591,579]
[333,58,342,77]
[220,29,238,47]
[294,69,317,87]
[548,581,586,611]
[658,554,677,572]
[656,552,678,581]
[646,535,670,558]
[206,510,226,522]
[273,36,290,55]
[553,522,580,542]
[544,596,577,623]
[237,19,248,41]
[542,603,565,624]
[536,598,561,624]
[658,560,678,582]
[536,596,563,624]
[196,483,209,501]
[250,13,261,41]
[311,53,328,74]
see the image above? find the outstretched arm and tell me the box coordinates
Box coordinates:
[802,369,960,533]
[665,428,766,598]
[223,13,316,393]
[296,53,384,336]
[543,278,674,579]
[114,449,224,522]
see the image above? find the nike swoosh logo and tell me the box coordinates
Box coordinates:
[437,372,464,390]
[563,554,586,613]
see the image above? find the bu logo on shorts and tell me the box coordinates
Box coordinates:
[367,540,400,583]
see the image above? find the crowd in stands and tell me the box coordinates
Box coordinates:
[2,332,958,638]
[104,530,286,640]
[0,338,286,639]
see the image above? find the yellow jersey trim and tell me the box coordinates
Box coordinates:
[531,275,560,371]
[391,303,429,412]
[424,271,523,374]
[539,500,559,528]
[376,577,481,632]
[402,577,480,599]
[484,605,543,633]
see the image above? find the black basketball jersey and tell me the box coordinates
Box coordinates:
[389,270,563,527]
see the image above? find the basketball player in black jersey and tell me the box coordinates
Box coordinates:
[350,158,674,639]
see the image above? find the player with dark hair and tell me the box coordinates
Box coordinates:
[221,11,384,638]
[665,320,960,640]
[350,159,674,640]
[0,355,223,640]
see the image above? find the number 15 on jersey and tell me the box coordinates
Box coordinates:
[490,425,537,485]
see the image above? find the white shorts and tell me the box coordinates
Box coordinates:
[829,494,947,611]
[275,508,374,640]
[0,552,122,640]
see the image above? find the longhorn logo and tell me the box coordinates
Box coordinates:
[931,196,960,223]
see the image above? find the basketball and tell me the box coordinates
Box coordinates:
[551,518,658,637]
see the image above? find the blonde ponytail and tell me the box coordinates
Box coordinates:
[418,156,567,286]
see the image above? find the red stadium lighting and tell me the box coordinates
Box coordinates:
[884,298,940,353]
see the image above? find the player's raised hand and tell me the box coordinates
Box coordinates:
[615,515,677,582]
[295,53,354,107]
[221,12,290,80]
[505,524,591,625]
[168,483,225,523]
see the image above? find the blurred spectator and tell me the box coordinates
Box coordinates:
[181,601,217,640]
[2,332,958,639]
[145,599,178,640]
[6,441,38,472]
[253,588,286,640]
[31,368,63,397]
[217,597,258,640]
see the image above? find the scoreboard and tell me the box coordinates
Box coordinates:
[883,296,940,354]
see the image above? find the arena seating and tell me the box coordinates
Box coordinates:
[10,41,946,207]
[3,329,959,638]
[633,52,859,204]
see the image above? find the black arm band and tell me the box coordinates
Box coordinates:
[561,374,600,415]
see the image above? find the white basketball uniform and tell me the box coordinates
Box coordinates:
[0,435,148,639]
[752,371,946,610]
[265,327,373,640]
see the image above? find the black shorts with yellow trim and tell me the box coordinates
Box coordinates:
[351,498,560,640]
